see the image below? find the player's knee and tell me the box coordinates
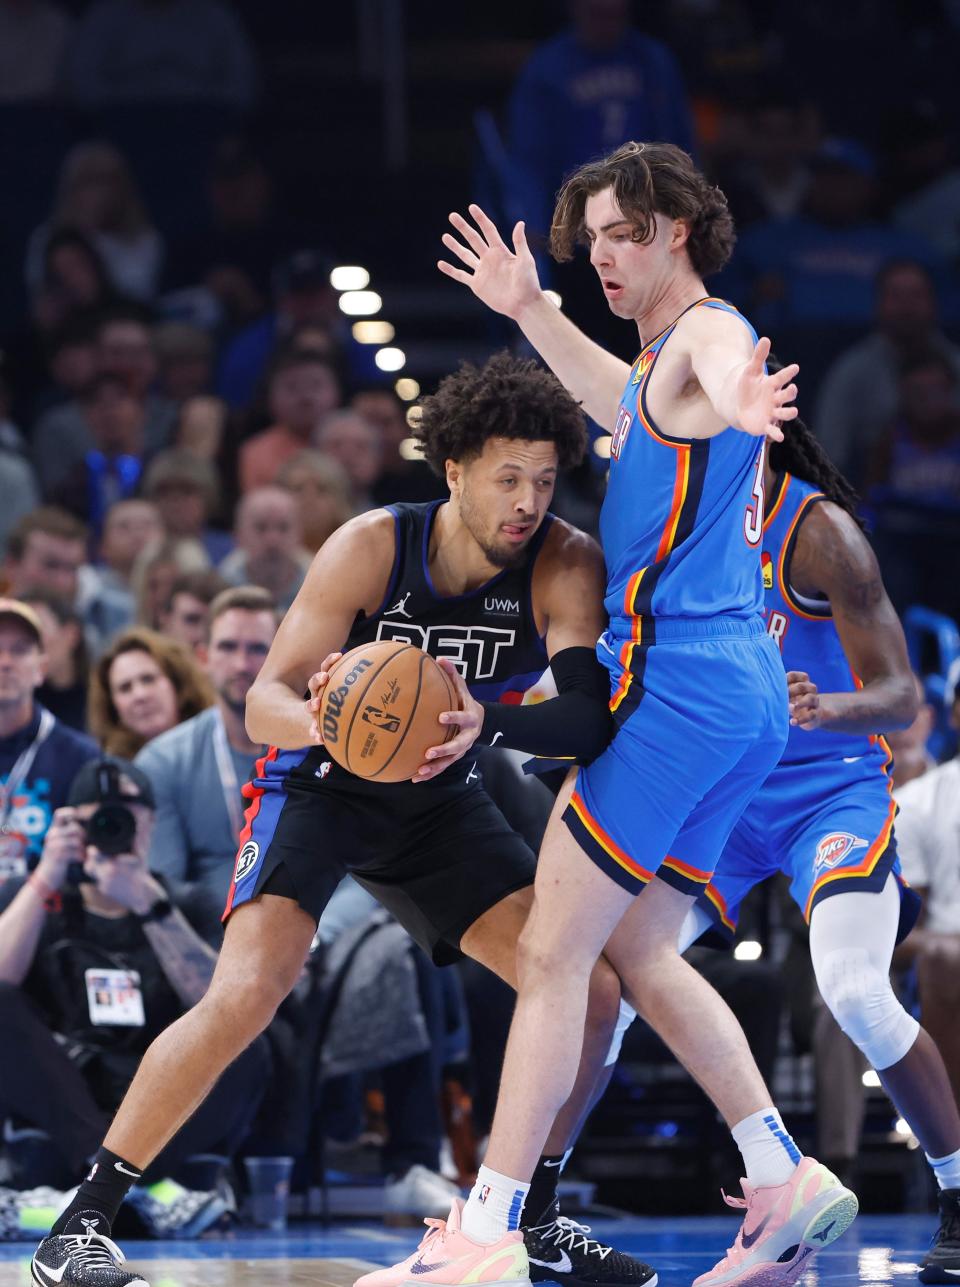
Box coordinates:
[205,956,294,1039]
[515,918,587,990]
[816,948,918,1070]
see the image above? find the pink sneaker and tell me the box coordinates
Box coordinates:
[693,1157,858,1287]
[354,1198,530,1287]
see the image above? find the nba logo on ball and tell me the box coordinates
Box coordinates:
[814,832,867,871]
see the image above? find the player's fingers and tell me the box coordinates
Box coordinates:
[785,671,810,683]
[512,221,530,256]
[437,260,474,284]
[765,422,785,441]
[449,211,488,255]
[777,383,798,405]
[468,203,508,249]
[776,407,798,421]
[773,361,800,385]
[752,336,772,369]
[441,232,480,270]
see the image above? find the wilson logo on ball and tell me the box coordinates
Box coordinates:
[814,832,868,871]
[322,657,374,744]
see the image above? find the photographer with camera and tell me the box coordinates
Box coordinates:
[0,757,271,1238]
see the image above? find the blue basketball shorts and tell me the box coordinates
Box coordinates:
[698,745,921,943]
[563,617,788,898]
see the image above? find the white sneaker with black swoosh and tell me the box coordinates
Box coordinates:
[31,1228,148,1287]
[524,1210,657,1287]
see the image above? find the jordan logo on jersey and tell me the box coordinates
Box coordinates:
[385,592,413,618]
[611,406,633,461]
[814,832,868,871]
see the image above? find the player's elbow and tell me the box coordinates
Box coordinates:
[888,674,922,730]
[244,683,268,742]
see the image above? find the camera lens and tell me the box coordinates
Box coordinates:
[84,804,137,856]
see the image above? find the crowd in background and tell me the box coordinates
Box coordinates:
[0,0,958,1240]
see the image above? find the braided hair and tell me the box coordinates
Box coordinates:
[767,356,866,530]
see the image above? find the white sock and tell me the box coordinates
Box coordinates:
[927,1149,960,1190]
[461,1164,530,1243]
[731,1108,801,1188]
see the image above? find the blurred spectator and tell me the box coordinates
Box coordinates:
[30,229,119,341]
[315,409,384,512]
[354,388,446,506]
[716,93,819,227]
[238,351,342,493]
[893,663,960,1105]
[25,143,164,302]
[886,674,937,789]
[890,104,960,265]
[0,375,40,550]
[136,586,276,905]
[157,569,229,655]
[88,626,214,757]
[0,757,267,1230]
[97,498,163,596]
[814,259,960,484]
[3,508,131,651]
[0,598,96,880]
[19,589,90,734]
[217,250,372,410]
[728,138,938,331]
[31,306,177,497]
[866,350,960,512]
[174,395,228,465]
[0,0,72,102]
[219,486,310,613]
[153,323,214,403]
[130,536,209,631]
[505,0,695,247]
[143,449,232,563]
[26,314,99,424]
[276,450,355,553]
[52,374,149,537]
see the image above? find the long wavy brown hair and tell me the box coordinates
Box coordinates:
[88,626,215,757]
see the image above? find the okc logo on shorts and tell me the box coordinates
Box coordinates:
[234,839,260,882]
[814,831,868,871]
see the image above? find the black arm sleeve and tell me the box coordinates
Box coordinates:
[476,646,613,763]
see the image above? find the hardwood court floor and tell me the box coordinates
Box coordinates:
[0,1214,937,1286]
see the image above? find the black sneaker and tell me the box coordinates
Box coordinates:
[524,1212,658,1287]
[920,1188,960,1284]
[31,1228,148,1287]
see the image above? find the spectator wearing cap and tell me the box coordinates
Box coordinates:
[143,449,232,564]
[19,589,91,734]
[136,586,276,908]
[893,659,960,1108]
[0,755,270,1230]
[157,569,229,656]
[238,351,342,494]
[0,598,97,882]
[725,137,941,331]
[219,486,310,613]
[216,249,377,412]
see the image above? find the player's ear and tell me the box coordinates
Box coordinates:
[445,457,462,496]
[671,218,691,252]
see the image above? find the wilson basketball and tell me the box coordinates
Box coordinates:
[318,640,459,782]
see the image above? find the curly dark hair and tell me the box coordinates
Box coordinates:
[550,141,736,279]
[413,351,587,476]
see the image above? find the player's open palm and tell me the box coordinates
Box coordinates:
[736,336,799,442]
[439,204,542,320]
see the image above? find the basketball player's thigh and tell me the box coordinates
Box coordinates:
[212,893,317,999]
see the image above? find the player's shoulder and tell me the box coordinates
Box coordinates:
[540,516,604,574]
[316,507,397,562]
[675,298,754,347]
[796,497,869,559]
[791,497,878,595]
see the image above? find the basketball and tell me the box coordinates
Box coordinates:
[317,640,459,782]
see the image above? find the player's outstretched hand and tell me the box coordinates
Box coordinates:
[787,669,821,729]
[412,658,484,782]
[736,337,798,442]
[306,651,343,745]
[438,204,542,320]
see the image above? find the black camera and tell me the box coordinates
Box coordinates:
[82,803,137,856]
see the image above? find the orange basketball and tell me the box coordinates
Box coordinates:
[318,640,459,782]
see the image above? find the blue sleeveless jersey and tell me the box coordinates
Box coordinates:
[602,297,766,642]
[762,471,888,770]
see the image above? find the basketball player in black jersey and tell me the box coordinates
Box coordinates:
[34,354,657,1287]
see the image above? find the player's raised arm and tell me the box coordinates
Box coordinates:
[245,510,396,749]
[439,204,629,432]
[685,312,799,442]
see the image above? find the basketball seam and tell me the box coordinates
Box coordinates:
[369,649,427,779]
[341,645,418,774]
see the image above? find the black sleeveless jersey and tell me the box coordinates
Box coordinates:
[344,500,552,704]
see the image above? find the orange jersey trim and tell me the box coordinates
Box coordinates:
[569,790,654,884]
[661,854,713,886]
[704,883,736,933]
[763,472,791,532]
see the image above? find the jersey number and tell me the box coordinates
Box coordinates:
[744,447,765,546]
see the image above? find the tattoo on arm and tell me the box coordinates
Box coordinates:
[143,908,217,1008]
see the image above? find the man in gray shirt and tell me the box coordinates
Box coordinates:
[135,586,276,917]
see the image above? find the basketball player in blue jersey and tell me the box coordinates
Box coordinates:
[673,399,960,1284]
[32,353,660,1287]
[366,142,856,1287]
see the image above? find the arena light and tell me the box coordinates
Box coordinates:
[544,290,563,308]
[395,377,420,401]
[330,265,370,291]
[399,437,426,462]
[733,940,762,961]
[338,290,382,316]
[352,320,395,344]
[593,435,612,459]
[405,405,423,429]
[375,346,406,372]
[894,1117,913,1137]
[862,1070,881,1088]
